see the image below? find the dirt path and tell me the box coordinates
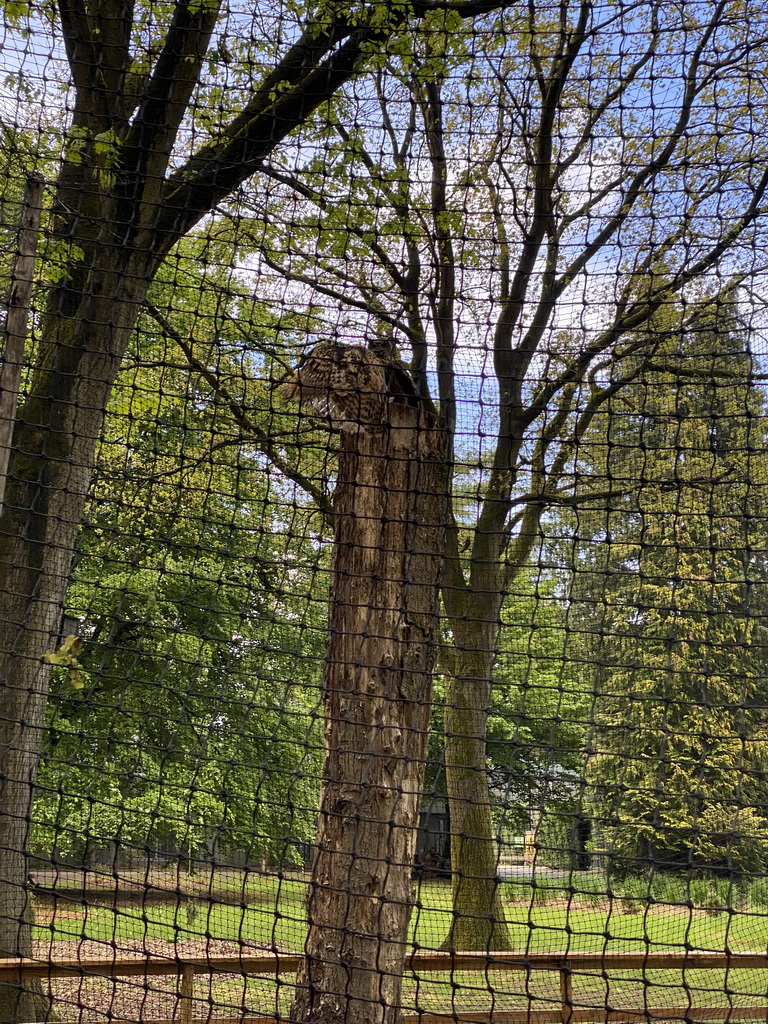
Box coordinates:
[32,938,285,1022]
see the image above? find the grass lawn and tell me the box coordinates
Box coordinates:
[31,872,768,1021]
[34,871,768,952]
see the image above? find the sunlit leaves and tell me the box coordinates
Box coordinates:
[566,313,768,875]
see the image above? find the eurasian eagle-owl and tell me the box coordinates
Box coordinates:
[282,341,419,433]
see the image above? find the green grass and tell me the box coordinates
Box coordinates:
[34,872,768,1020]
[35,872,768,953]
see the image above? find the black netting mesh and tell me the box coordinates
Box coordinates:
[2,2,768,1023]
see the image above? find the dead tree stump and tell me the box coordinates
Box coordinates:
[284,344,446,1024]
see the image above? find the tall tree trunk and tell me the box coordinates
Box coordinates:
[291,401,446,1024]
[0,250,154,1020]
[0,173,44,511]
[441,624,512,951]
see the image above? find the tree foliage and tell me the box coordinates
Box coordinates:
[33,240,328,865]
[564,310,768,875]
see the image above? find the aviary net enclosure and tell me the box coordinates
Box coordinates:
[2,2,768,1023]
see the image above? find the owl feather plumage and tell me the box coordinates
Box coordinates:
[282,342,419,433]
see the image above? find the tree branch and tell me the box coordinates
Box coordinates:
[553,1,729,298]
[256,163,412,294]
[417,72,457,439]
[123,0,220,196]
[57,0,99,102]
[556,3,660,180]
[156,0,522,254]
[143,303,333,521]
[256,244,411,340]
[155,22,372,249]
[413,0,519,13]
[470,1,593,586]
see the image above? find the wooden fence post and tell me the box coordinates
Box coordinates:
[0,172,44,512]
[179,965,195,1024]
[559,964,572,1024]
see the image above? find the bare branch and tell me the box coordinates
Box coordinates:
[557,4,660,179]
[155,0,524,248]
[143,302,333,520]
[553,1,730,297]
[256,163,411,293]
[128,437,246,482]
[416,74,457,437]
[479,165,511,302]
[256,246,412,341]
[414,0,520,13]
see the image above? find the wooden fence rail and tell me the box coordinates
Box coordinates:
[2,951,767,1024]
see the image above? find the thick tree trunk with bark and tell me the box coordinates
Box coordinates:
[291,397,446,1024]
[442,636,512,951]
[0,174,44,511]
[0,248,154,1021]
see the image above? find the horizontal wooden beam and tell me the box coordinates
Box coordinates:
[3,950,768,981]
[43,1007,768,1024]
[414,951,768,972]
[8,947,768,1024]
[0,955,299,980]
[414,1010,768,1024]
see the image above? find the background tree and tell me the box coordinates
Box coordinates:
[239,0,768,947]
[35,297,327,869]
[489,567,587,867]
[559,309,768,876]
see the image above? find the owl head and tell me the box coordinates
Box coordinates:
[282,342,391,433]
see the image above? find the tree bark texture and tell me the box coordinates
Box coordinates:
[0,174,44,512]
[0,246,155,1022]
[442,636,512,951]
[291,401,446,1024]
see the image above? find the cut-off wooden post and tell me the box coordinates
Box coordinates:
[558,966,572,1024]
[0,172,44,512]
[179,964,195,1024]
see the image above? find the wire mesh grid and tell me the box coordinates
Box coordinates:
[2,2,768,1023]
